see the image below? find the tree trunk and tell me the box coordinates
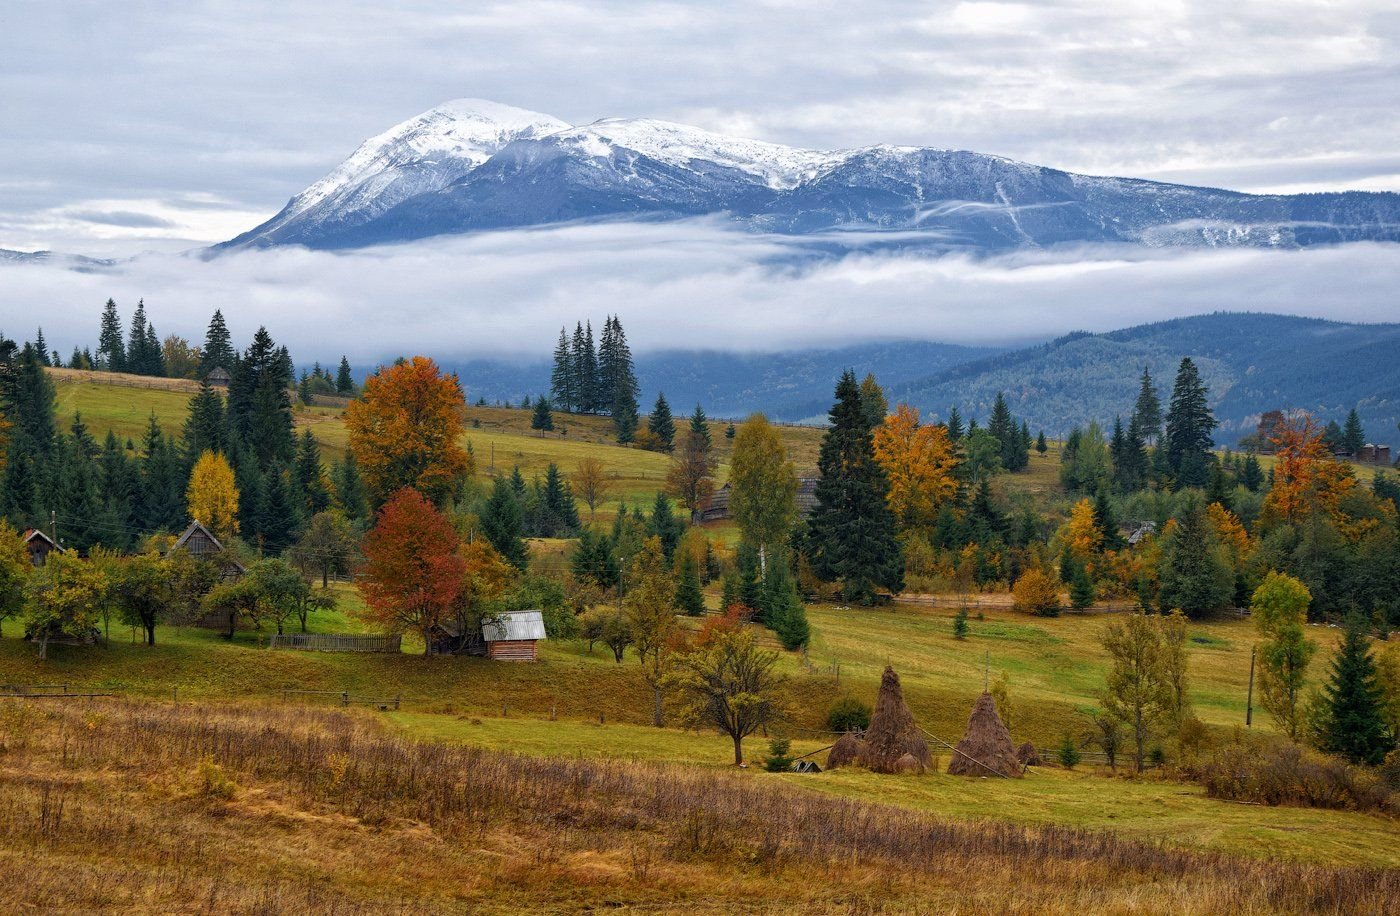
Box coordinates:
[732,733,744,766]
[322,568,329,588]
[224,611,236,640]
[37,629,48,660]
[145,621,156,647]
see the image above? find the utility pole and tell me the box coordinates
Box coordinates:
[49,509,58,546]
[1246,645,1256,727]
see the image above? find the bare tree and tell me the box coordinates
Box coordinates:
[573,457,612,521]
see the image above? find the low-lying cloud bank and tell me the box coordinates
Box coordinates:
[2,221,1398,363]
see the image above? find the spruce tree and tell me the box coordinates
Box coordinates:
[1070,564,1096,610]
[482,477,529,570]
[183,380,226,458]
[1035,429,1048,456]
[330,453,369,526]
[1157,501,1232,617]
[688,404,712,449]
[1240,454,1263,492]
[550,328,574,412]
[145,322,166,376]
[648,491,681,560]
[946,406,963,443]
[805,370,903,604]
[1131,367,1162,445]
[675,548,705,616]
[33,329,49,366]
[530,396,554,434]
[258,465,302,553]
[335,356,354,395]
[762,552,810,649]
[1342,409,1366,456]
[200,310,235,376]
[1318,617,1394,765]
[989,392,1017,468]
[1163,357,1216,489]
[97,298,126,372]
[137,416,185,533]
[648,392,675,451]
[293,429,330,517]
[581,321,599,413]
[127,299,151,375]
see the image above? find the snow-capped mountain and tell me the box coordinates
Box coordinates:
[221,100,1400,252]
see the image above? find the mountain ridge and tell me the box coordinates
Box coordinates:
[220,100,1400,253]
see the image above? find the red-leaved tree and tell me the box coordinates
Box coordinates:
[358,488,465,654]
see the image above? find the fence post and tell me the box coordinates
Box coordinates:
[341,691,349,707]
[394,695,401,711]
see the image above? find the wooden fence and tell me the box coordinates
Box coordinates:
[266,633,402,653]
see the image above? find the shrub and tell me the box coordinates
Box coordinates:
[763,738,795,773]
[1056,736,1082,769]
[827,696,872,733]
[197,756,237,800]
[1198,741,1396,814]
[1012,569,1061,617]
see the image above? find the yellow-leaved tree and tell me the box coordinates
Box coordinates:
[872,403,960,530]
[186,451,239,541]
[344,356,472,506]
[1062,498,1102,563]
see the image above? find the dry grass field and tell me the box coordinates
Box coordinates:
[2,698,1395,914]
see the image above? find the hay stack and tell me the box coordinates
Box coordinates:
[855,666,932,774]
[947,692,1022,778]
[894,753,924,774]
[826,731,865,769]
[1016,741,1042,767]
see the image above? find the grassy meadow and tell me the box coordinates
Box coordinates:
[5,369,1397,906]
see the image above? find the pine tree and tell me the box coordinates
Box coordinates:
[33,329,49,366]
[550,327,574,412]
[200,310,235,376]
[1342,408,1366,456]
[989,392,1017,468]
[761,552,810,649]
[137,416,185,533]
[482,477,529,571]
[1035,429,1047,456]
[581,321,599,413]
[1070,564,1096,610]
[530,396,554,434]
[127,299,151,375]
[600,316,638,438]
[675,548,705,616]
[145,322,166,376]
[257,465,302,553]
[1240,454,1263,492]
[689,404,711,449]
[1131,367,1162,445]
[648,392,675,452]
[953,604,970,639]
[1094,487,1123,550]
[1318,617,1394,765]
[335,356,355,395]
[1163,358,1216,489]
[648,491,680,560]
[183,379,226,458]
[946,406,963,443]
[330,453,369,526]
[97,298,126,372]
[805,370,903,604]
[294,429,330,517]
[1157,501,1233,617]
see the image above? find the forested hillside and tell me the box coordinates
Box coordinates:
[878,313,1400,439]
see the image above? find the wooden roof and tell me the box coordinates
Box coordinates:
[482,610,547,642]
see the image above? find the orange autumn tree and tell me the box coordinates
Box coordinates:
[186,451,239,541]
[872,404,960,529]
[1061,498,1103,565]
[359,488,466,654]
[1261,413,1355,527]
[345,356,472,506]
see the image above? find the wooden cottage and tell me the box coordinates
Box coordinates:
[169,521,246,629]
[483,610,547,661]
[1359,444,1392,465]
[22,529,61,567]
[699,475,820,523]
[205,367,231,389]
[426,610,548,660]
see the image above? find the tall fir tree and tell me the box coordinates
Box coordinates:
[182,380,227,458]
[330,453,369,526]
[97,298,126,372]
[805,370,904,604]
[1341,408,1366,456]
[144,321,165,376]
[1163,357,1216,489]
[1131,367,1162,445]
[200,309,236,376]
[689,404,711,449]
[648,392,675,451]
[335,356,354,395]
[988,392,1018,468]
[946,406,964,443]
[550,327,574,412]
[137,416,185,533]
[127,299,151,375]
[1318,617,1394,765]
[675,547,705,616]
[33,329,49,366]
[294,429,330,518]
[482,476,529,571]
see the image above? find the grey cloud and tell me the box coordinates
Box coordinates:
[4,1,1400,252]
[0,222,1396,364]
[65,210,178,229]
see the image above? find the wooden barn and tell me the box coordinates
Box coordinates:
[22,529,61,567]
[205,366,231,389]
[699,475,820,523]
[482,610,547,661]
[169,520,247,630]
[426,610,548,660]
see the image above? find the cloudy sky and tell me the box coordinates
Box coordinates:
[2,0,1398,357]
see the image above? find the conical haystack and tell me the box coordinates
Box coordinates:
[826,731,865,769]
[856,666,932,774]
[1016,741,1042,767]
[947,692,1023,778]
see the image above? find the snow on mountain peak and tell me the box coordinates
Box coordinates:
[559,117,848,189]
[284,99,571,218]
